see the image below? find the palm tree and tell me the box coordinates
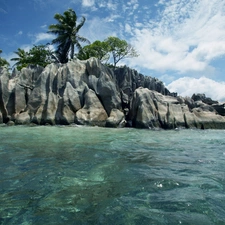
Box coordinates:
[11,48,30,70]
[48,8,90,63]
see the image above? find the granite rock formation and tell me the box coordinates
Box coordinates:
[0,58,225,129]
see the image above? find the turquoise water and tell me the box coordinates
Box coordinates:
[0,126,225,225]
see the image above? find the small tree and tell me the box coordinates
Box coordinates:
[105,36,138,67]
[77,37,138,67]
[11,45,54,71]
[0,49,10,68]
[28,45,53,67]
[77,40,110,63]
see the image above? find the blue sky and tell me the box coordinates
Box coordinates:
[1,0,225,101]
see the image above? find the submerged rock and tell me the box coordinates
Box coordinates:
[0,58,225,129]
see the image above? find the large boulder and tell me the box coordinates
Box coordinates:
[0,68,14,123]
[192,107,225,129]
[212,104,225,116]
[87,58,122,115]
[130,88,225,129]
[60,82,83,124]
[105,109,126,128]
[130,88,160,128]
[75,89,108,126]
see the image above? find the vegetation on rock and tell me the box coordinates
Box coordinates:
[11,45,54,71]
[77,37,138,67]
[48,8,90,63]
[0,8,138,71]
[76,40,110,63]
[105,36,138,67]
[0,50,10,69]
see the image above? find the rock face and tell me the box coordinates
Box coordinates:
[130,88,225,129]
[0,58,225,129]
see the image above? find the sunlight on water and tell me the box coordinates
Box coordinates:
[0,126,225,224]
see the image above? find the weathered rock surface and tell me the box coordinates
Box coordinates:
[0,58,225,129]
[75,89,108,126]
[105,109,126,128]
[130,88,225,129]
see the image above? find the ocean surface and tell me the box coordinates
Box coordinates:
[0,125,225,225]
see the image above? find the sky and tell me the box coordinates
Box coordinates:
[1,0,225,101]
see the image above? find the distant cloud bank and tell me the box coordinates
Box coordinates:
[167,77,225,102]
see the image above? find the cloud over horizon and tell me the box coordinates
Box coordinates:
[167,76,225,102]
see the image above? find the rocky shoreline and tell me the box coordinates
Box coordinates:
[1,58,225,129]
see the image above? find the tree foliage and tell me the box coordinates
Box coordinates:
[48,8,90,63]
[0,49,10,68]
[77,36,138,67]
[6,9,138,71]
[77,40,110,63]
[11,48,29,71]
[28,45,53,67]
[105,36,139,67]
[11,45,53,71]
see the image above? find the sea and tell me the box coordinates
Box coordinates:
[0,125,225,225]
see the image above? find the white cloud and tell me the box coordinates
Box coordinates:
[128,0,225,74]
[105,14,121,22]
[82,0,95,7]
[34,33,55,43]
[16,31,23,36]
[3,52,17,68]
[167,76,225,102]
[80,17,117,42]
[159,74,176,84]
[157,0,166,5]
[20,45,32,52]
[127,0,138,10]
[127,0,138,5]
[40,24,47,29]
[97,0,118,10]
[106,2,117,11]
[125,23,132,34]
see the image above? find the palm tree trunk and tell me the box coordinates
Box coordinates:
[70,44,74,59]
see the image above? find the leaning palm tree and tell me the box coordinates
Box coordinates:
[48,8,90,63]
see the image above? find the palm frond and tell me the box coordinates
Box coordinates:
[76,16,86,31]
[48,8,89,62]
